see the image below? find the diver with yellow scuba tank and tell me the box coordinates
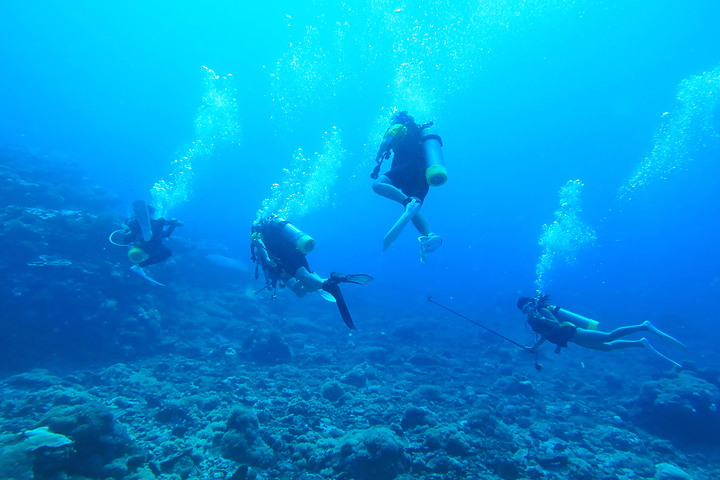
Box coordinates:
[250,215,373,329]
[371,110,447,263]
[518,295,686,367]
[108,200,183,286]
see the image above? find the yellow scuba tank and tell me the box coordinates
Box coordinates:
[421,124,447,187]
[280,219,315,254]
[128,247,149,264]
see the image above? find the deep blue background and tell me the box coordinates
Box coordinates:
[1,0,719,366]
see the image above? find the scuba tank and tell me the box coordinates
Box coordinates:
[132,200,153,242]
[421,123,447,187]
[554,308,599,330]
[280,219,315,254]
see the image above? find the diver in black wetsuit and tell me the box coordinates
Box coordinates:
[108,202,183,286]
[250,216,373,329]
[371,110,443,260]
[124,205,183,269]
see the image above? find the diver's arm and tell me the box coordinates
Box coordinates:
[527,337,547,352]
[162,219,183,238]
[526,308,555,352]
[538,307,559,322]
[252,238,273,266]
[374,136,394,164]
[254,240,282,280]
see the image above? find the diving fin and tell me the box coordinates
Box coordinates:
[419,234,442,263]
[322,283,356,329]
[132,200,153,242]
[644,321,687,349]
[383,197,422,251]
[130,265,165,287]
[328,272,374,286]
[641,338,682,368]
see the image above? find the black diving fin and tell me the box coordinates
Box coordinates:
[321,272,373,329]
[322,283,356,330]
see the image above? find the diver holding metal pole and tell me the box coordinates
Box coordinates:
[427,296,543,371]
[427,296,529,350]
[518,295,686,368]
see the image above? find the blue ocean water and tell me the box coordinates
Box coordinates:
[1,1,720,478]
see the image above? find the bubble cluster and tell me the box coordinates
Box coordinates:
[258,127,344,220]
[619,64,720,201]
[273,0,583,128]
[269,1,589,189]
[152,67,241,216]
[535,179,597,294]
[363,0,585,162]
[271,17,350,128]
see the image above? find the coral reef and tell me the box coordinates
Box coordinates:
[636,370,720,444]
[0,426,73,480]
[218,407,274,466]
[0,149,718,480]
[337,427,409,480]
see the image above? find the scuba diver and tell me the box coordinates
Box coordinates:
[517,295,686,368]
[371,110,447,263]
[109,200,183,286]
[250,216,373,329]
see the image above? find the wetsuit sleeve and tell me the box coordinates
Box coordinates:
[385,124,407,148]
[529,337,547,352]
[527,308,560,334]
[538,307,560,323]
[375,128,395,164]
[374,124,407,164]
[385,124,406,137]
[252,235,273,266]
[162,219,181,238]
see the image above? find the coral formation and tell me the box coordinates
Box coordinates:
[636,371,720,444]
[0,148,718,480]
[218,407,274,466]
